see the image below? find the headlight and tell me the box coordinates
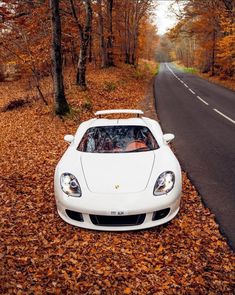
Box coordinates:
[153,171,175,196]
[60,173,82,197]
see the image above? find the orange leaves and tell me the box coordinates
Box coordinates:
[124,287,132,294]
[168,0,235,78]
[0,63,234,294]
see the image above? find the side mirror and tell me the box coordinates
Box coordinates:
[64,134,74,144]
[163,133,175,145]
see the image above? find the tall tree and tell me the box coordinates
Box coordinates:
[97,0,107,68]
[120,0,153,66]
[106,0,115,66]
[96,0,115,68]
[132,0,153,66]
[69,0,92,88]
[51,0,69,115]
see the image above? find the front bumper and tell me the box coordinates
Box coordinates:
[56,192,181,231]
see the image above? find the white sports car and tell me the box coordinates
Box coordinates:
[54,109,182,230]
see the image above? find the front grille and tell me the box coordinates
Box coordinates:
[66,209,84,222]
[152,208,170,221]
[90,214,146,226]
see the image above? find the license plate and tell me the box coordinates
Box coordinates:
[110,210,126,216]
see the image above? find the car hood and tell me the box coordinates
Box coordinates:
[81,152,155,194]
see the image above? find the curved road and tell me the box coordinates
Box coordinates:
[154,63,235,250]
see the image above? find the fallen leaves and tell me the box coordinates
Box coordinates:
[124,287,132,294]
[0,63,234,294]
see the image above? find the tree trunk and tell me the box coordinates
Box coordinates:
[76,40,87,87]
[131,1,139,66]
[71,39,78,68]
[211,29,216,76]
[97,0,107,68]
[51,0,69,115]
[70,0,92,88]
[131,25,138,66]
[106,0,115,67]
[77,0,92,87]
[88,34,92,63]
[32,69,48,105]
[124,6,131,64]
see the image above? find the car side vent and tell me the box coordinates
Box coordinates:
[152,208,170,221]
[66,210,84,222]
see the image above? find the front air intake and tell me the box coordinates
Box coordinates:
[90,214,145,226]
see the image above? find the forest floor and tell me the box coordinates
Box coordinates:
[0,62,234,294]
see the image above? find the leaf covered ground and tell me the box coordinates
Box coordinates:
[0,63,234,294]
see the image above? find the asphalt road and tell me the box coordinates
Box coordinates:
[154,63,235,250]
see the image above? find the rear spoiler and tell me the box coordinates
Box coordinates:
[95,109,144,118]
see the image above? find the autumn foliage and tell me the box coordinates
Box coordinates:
[0,62,234,293]
[0,1,234,293]
[167,0,235,78]
[0,0,157,106]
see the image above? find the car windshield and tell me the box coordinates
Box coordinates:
[77,125,158,153]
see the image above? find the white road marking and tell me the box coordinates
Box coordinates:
[197,96,209,105]
[165,63,210,107]
[213,109,235,124]
[189,89,195,95]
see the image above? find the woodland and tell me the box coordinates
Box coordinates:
[161,0,234,79]
[0,0,158,114]
[0,0,234,294]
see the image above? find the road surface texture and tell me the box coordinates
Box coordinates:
[154,63,235,250]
